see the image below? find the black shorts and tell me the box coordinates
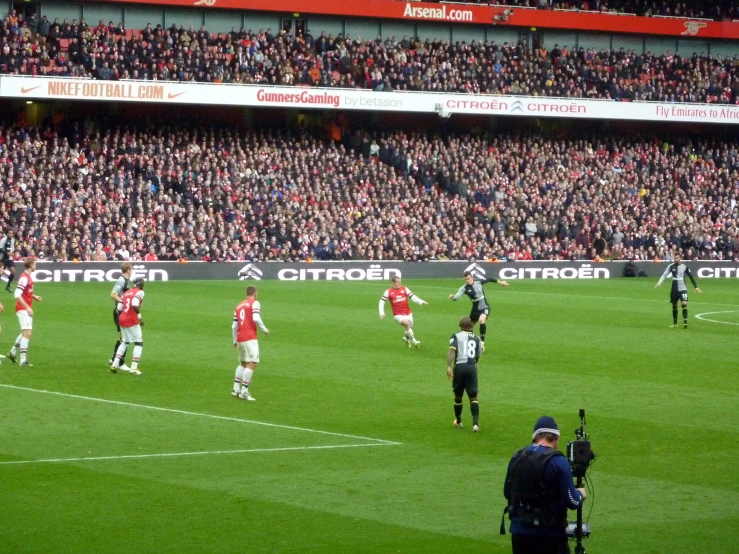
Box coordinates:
[113,307,121,333]
[2,258,13,270]
[452,363,478,397]
[470,306,490,323]
[670,290,688,304]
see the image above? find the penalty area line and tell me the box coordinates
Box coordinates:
[0,443,395,466]
[0,384,401,446]
[694,310,739,326]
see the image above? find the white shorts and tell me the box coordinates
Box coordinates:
[17,311,32,330]
[121,325,143,344]
[394,314,414,327]
[237,340,259,363]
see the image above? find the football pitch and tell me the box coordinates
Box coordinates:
[0,278,737,554]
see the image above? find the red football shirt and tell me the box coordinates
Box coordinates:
[15,272,34,313]
[119,288,145,328]
[234,298,261,342]
[382,287,414,317]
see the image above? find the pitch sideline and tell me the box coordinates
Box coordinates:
[0,383,402,445]
[0,443,395,466]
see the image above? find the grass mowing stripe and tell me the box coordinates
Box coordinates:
[413,284,739,307]
[0,384,401,445]
[0,443,397,465]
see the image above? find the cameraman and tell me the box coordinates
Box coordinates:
[503,416,587,554]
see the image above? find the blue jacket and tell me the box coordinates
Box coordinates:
[503,444,584,538]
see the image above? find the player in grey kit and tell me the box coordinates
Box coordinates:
[449,270,509,349]
[109,262,133,370]
[447,317,483,432]
[655,252,702,328]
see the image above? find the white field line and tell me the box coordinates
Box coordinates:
[414,285,739,307]
[694,310,739,326]
[0,443,394,466]
[0,384,401,445]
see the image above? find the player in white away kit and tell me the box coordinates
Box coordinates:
[232,285,269,401]
[379,276,428,348]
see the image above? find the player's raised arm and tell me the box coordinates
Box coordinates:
[449,285,465,301]
[484,277,510,287]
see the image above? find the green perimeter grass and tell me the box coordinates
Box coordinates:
[0,278,737,553]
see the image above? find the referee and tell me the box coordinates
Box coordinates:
[447,316,483,433]
[0,229,16,293]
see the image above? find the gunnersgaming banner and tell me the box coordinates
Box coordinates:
[9,261,739,283]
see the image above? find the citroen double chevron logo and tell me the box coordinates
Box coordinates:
[238,263,263,280]
[464,263,486,280]
[511,101,524,114]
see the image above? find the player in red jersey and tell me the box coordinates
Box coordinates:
[232,285,269,401]
[7,258,42,367]
[379,276,428,348]
[110,277,146,375]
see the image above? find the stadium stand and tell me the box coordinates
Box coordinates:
[1,14,738,103]
[0,119,737,263]
[404,1,739,20]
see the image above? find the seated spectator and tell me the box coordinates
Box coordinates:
[0,117,737,263]
[2,12,739,105]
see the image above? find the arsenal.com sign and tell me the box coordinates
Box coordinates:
[17,261,739,282]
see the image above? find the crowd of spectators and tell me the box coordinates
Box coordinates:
[2,12,739,103]
[412,1,739,21]
[0,116,737,263]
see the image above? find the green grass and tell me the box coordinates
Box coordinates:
[0,278,737,553]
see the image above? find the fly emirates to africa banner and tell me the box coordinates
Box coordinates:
[3,76,739,125]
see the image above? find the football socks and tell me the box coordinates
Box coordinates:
[470,400,480,426]
[241,368,254,393]
[131,345,143,370]
[672,306,678,324]
[19,337,29,363]
[682,307,688,324]
[454,399,463,422]
[113,343,127,367]
[234,366,244,393]
[479,323,487,342]
[112,340,123,364]
[10,334,21,356]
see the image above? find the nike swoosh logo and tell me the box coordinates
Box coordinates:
[168,92,186,99]
[21,86,41,94]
